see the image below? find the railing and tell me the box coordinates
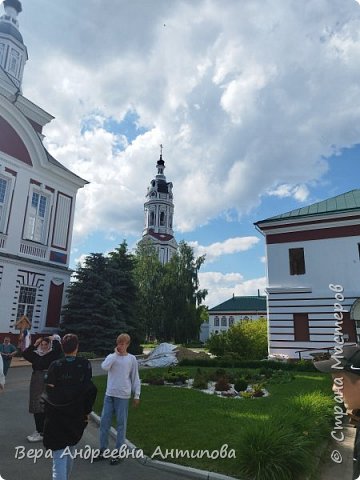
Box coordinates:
[295,344,357,360]
[20,241,47,259]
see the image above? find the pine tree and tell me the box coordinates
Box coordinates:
[61,253,118,354]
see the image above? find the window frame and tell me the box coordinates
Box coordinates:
[0,171,14,234]
[16,285,37,323]
[289,247,306,275]
[24,185,52,245]
[8,47,20,77]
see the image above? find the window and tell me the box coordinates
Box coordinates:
[160,211,166,226]
[293,313,309,341]
[24,190,50,244]
[149,211,155,226]
[0,44,4,66]
[0,175,13,233]
[289,248,306,275]
[221,316,227,327]
[16,286,37,323]
[214,316,219,327]
[8,48,20,76]
[358,243,360,261]
[229,316,234,327]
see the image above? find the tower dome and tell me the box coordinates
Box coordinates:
[0,0,28,90]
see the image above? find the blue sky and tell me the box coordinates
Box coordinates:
[16,0,360,306]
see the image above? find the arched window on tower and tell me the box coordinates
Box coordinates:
[0,44,4,66]
[149,211,155,226]
[8,48,20,77]
[169,214,173,228]
[160,211,165,226]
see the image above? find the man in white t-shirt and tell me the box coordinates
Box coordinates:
[94,333,141,465]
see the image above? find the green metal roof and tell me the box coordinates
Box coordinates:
[209,296,267,313]
[257,189,360,224]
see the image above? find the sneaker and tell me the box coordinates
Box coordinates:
[27,431,43,442]
[110,457,123,466]
[92,451,106,462]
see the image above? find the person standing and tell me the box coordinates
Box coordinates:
[94,333,141,465]
[23,335,63,442]
[42,333,97,480]
[0,337,17,376]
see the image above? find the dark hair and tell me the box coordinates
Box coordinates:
[41,337,51,345]
[62,334,79,354]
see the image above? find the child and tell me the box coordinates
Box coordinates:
[94,333,140,465]
[314,344,360,480]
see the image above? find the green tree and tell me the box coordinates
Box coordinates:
[61,242,141,355]
[207,317,268,360]
[161,241,207,343]
[134,239,163,340]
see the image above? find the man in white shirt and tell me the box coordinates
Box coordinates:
[95,333,140,465]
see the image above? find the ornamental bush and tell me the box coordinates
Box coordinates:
[206,318,268,360]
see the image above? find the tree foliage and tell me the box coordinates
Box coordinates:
[206,317,268,360]
[61,242,139,355]
[62,240,207,352]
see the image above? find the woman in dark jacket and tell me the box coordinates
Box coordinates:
[23,335,63,442]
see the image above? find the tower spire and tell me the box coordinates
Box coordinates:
[0,0,27,90]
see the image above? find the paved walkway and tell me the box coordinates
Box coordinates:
[317,424,355,480]
[0,363,202,480]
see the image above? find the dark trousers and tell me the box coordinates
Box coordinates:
[34,412,45,434]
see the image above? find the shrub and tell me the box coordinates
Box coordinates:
[237,422,313,479]
[234,378,248,392]
[192,369,208,389]
[141,372,165,385]
[206,318,267,360]
[251,383,265,397]
[77,351,98,359]
[215,376,230,392]
[164,369,189,384]
[179,358,317,372]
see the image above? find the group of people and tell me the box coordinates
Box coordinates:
[2,331,140,480]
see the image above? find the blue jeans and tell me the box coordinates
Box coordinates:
[99,395,129,451]
[52,446,75,480]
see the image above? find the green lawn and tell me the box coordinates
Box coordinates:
[93,368,333,479]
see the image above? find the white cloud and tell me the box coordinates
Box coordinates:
[188,236,260,263]
[16,0,360,240]
[199,271,266,308]
[267,184,310,202]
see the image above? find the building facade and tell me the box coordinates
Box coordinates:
[208,295,267,338]
[141,151,177,264]
[255,189,360,359]
[0,1,87,339]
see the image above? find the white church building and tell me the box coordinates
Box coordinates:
[0,0,87,340]
[141,150,177,264]
[255,189,360,359]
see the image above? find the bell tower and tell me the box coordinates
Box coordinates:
[142,146,178,264]
[0,0,28,90]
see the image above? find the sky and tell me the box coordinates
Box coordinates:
[12,0,360,307]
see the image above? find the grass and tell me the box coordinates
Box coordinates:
[93,367,333,479]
